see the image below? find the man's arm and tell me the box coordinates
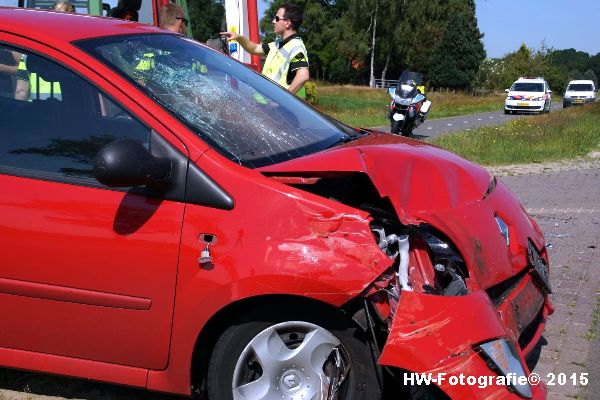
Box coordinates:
[0,51,21,75]
[287,67,309,94]
[0,63,17,75]
[220,31,264,55]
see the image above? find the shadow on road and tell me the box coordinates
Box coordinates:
[0,368,179,400]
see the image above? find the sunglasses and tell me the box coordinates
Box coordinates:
[272,15,288,22]
[176,16,189,25]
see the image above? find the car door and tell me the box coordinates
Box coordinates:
[0,40,184,370]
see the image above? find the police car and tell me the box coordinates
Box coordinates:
[504,77,552,115]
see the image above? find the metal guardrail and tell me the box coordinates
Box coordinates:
[373,79,398,88]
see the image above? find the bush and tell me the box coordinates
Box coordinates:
[305,81,318,105]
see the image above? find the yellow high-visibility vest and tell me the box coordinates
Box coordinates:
[262,37,307,98]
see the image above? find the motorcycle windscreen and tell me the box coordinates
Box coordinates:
[396,71,423,90]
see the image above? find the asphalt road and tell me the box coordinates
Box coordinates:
[376,102,563,140]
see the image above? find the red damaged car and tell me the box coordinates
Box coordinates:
[0,8,552,400]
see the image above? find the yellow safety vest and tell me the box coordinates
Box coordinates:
[262,37,307,98]
[134,53,207,77]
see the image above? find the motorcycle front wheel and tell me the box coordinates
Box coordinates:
[390,120,402,135]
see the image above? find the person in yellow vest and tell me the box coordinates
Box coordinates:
[221,2,309,98]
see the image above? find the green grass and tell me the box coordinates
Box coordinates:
[431,102,600,165]
[315,84,506,128]
[583,291,600,340]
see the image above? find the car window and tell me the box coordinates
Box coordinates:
[21,0,92,14]
[511,82,544,92]
[76,34,349,168]
[567,84,593,91]
[0,44,150,182]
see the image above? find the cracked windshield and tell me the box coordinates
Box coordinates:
[76,34,348,168]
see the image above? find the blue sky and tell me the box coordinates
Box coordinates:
[475,0,600,58]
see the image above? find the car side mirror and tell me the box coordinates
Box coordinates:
[93,139,172,187]
[548,89,552,93]
[504,89,509,93]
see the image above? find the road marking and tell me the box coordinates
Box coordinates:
[464,121,469,123]
[427,127,433,130]
[447,123,453,126]
[489,116,494,119]
[477,118,482,121]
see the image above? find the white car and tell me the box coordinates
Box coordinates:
[504,77,552,115]
[563,80,596,107]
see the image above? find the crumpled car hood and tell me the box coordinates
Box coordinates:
[260,133,543,289]
[260,132,491,225]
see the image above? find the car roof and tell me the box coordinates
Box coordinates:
[514,77,545,83]
[568,80,594,85]
[0,7,167,44]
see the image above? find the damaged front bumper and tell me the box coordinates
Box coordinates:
[378,287,552,399]
[364,179,553,399]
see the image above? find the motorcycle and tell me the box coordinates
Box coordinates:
[388,71,432,137]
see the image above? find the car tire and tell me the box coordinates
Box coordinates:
[504,109,510,115]
[207,305,382,400]
[391,120,402,135]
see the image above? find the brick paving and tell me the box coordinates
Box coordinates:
[501,168,600,399]
[1,167,599,399]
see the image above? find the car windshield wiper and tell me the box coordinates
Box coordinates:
[328,128,370,148]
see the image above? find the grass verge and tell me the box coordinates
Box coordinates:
[316,84,506,128]
[432,102,600,165]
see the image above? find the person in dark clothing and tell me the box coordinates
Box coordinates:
[0,48,19,98]
[109,0,142,22]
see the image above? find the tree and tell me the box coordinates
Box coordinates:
[568,69,583,81]
[588,53,600,82]
[428,13,485,88]
[189,0,226,42]
[583,69,598,87]
[473,58,507,90]
[551,48,590,75]
[394,0,448,77]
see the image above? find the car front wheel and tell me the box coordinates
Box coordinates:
[207,306,382,400]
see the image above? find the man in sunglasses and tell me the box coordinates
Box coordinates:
[221,3,309,98]
[159,3,188,34]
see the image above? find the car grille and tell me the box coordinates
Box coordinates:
[506,105,540,110]
[519,307,544,350]
[486,268,529,307]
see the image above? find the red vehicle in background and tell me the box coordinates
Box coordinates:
[0,8,552,400]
